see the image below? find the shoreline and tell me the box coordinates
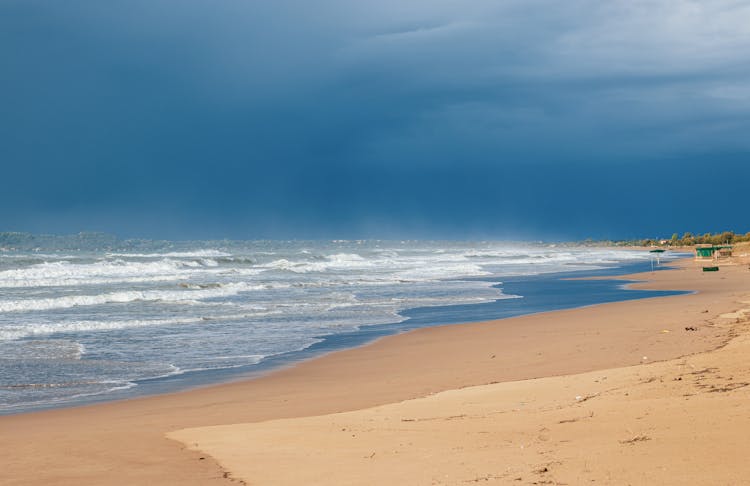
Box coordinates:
[1,257,684,416]
[2,256,749,484]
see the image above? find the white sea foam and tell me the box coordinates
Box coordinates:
[0,259,202,288]
[0,318,201,340]
[3,256,272,288]
[106,250,232,258]
[0,281,266,313]
[0,309,283,341]
[0,339,86,360]
[260,253,376,273]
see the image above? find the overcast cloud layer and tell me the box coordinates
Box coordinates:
[2,1,749,239]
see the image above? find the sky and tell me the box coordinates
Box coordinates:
[2,0,749,240]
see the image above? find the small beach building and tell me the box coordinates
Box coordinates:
[695,245,715,259]
[695,244,733,260]
[716,246,733,259]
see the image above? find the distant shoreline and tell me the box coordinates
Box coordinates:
[2,230,748,252]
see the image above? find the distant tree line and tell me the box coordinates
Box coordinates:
[640,231,750,247]
[552,231,750,248]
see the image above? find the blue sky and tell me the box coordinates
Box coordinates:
[2,1,749,240]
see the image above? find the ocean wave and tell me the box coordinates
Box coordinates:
[0,282,266,314]
[105,250,232,258]
[0,258,225,288]
[261,253,378,272]
[0,339,86,360]
[0,308,281,340]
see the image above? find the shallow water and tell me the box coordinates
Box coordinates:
[0,240,673,413]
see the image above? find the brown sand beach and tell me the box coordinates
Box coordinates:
[2,251,750,485]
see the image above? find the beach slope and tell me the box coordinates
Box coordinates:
[171,296,750,484]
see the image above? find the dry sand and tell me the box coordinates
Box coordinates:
[2,255,750,485]
[171,328,750,485]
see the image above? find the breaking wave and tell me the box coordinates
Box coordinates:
[0,282,265,313]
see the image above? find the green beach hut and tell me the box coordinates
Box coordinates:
[695,244,733,260]
[695,246,715,259]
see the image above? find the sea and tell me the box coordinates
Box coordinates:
[0,240,683,414]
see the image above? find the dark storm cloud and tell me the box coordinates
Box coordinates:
[2,1,749,238]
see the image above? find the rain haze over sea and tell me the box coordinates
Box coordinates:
[0,237,677,413]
